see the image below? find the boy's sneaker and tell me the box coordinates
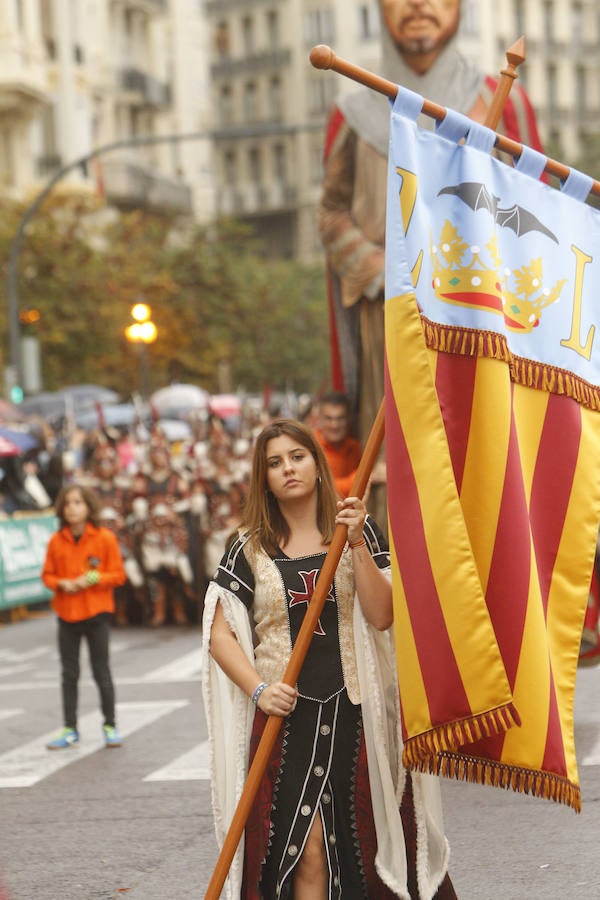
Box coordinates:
[103,724,122,748]
[46,727,79,750]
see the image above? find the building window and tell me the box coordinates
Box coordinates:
[40,0,56,59]
[304,8,335,46]
[242,16,255,55]
[220,85,234,125]
[248,146,261,185]
[244,81,258,122]
[266,10,280,48]
[572,2,583,49]
[546,63,557,113]
[268,76,282,120]
[273,143,287,183]
[0,128,13,187]
[311,143,323,185]
[543,1,554,44]
[575,65,586,116]
[514,0,525,40]
[307,76,336,115]
[223,149,237,186]
[15,0,24,31]
[215,21,230,57]
[357,3,379,40]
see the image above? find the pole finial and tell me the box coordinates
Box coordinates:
[310,44,335,70]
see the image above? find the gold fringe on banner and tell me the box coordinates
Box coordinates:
[401,703,521,770]
[410,750,582,813]
[421,317,600,412]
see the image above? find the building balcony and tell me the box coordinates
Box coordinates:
[0,71,49,113]
[211,48,291,79]
[102,158,192,213]
[206,0,283,12]
[213,121,296,142]
[217,181,297,217]
[118,67,171,107]
[115,0,167,13]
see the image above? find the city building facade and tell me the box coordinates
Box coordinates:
[460,0,600,163]
[1,1,600,259]
[0,0,213,219]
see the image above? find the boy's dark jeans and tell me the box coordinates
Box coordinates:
[58,613,115,729]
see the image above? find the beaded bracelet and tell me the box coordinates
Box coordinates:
[348,538,366,550]
[85,570,100,586]
[251,682,268,705]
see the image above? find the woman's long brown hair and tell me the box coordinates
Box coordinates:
[240,419,338,556]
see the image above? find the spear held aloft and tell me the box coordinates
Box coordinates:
[204,41,530,900]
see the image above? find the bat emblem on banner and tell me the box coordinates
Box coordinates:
[438,182,558,243]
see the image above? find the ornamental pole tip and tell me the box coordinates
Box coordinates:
[310,44,335,70]
[506,36,526,70]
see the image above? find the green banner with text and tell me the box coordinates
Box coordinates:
[0,514,57,609]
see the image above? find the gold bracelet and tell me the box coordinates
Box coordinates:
[348,538,366,550]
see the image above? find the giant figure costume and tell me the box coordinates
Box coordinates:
[318,19,545,453]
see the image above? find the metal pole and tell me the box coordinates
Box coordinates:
[7,131,210,390]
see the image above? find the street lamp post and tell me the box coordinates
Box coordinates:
[125,303,157,401]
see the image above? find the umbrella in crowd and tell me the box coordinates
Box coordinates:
[209,393,242,419]
[150,384,209,420]
[75,403,139,432]
[57,384,120,407]
[0,427,38,457]
[156,419,192,443]
[20,385,120,422]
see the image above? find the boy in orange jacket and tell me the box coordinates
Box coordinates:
[42,484,126,749]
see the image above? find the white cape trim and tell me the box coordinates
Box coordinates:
[202,581,256,900]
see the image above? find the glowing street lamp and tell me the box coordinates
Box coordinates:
[125,302,157,399]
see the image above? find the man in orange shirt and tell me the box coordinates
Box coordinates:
[42,484,126,750]
[314,392,362,498]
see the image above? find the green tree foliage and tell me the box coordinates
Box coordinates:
[0,196,330,397]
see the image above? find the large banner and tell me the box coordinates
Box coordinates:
[384,88,600,811]
[0,514,56,609]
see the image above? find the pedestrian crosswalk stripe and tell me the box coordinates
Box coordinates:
[0,709,23,722]
[581,732,600,766]
[0,700,189,788]
[141,648,202,683]
[143,741,209,781]
[0,648,49,662]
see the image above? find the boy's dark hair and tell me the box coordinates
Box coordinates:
[55,484,101,528]
[320,391,351,412]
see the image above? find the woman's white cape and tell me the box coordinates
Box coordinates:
[201,578,450,899]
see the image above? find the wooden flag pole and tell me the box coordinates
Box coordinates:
[204,42,525,900]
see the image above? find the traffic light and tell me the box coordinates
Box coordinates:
[10,385,23,404]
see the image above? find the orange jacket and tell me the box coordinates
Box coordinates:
[42,523,126,622]
[315,428,362,498]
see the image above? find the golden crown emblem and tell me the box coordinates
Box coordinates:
[430,220,566,334]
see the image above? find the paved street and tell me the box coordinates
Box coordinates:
[0,612,598,899]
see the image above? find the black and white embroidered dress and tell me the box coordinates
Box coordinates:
[201,516,451,900]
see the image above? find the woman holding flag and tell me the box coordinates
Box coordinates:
[202,418,456,899]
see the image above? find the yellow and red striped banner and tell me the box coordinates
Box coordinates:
[384,91,600,810]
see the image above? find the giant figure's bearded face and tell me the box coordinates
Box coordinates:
[381,0,461,57]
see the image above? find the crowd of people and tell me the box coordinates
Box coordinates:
[1,393,369,630]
